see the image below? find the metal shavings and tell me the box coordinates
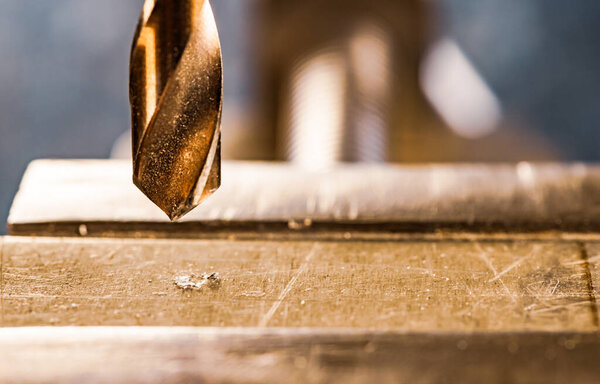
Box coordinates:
[78,224,88,236]
[174,273,221,291]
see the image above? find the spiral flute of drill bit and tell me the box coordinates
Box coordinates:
[130,0,223,221]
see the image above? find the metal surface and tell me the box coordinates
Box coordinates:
[2,236,599,329]
[130,0,223,220]
[8,160,600,237]
[260,0,429,165]
[1,236,600,382]
[1,328,600,384]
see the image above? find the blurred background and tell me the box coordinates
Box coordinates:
[1,0,599,233]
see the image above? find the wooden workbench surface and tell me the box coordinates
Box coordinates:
[1,236,599,330]
[1,235,600,383]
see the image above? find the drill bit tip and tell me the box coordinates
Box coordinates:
[130,0,223,220]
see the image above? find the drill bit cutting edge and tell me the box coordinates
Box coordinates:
[130,0,223,221]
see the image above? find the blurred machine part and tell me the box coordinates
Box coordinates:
[259,0,428,166]
[420,37,502,140]
[222,0,556,163]
[255,0,429,164]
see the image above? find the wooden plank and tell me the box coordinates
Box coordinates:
[8,160,600,237]
[1,327,600,384]
[1,237,597,330]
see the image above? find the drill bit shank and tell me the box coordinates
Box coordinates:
[130,0,222,220]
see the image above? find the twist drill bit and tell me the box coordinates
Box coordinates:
[130,0,222,221]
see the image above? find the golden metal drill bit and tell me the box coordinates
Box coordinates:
[130,0,222,221]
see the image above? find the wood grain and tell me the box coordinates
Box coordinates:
[9,160,600,237]
[1,236,598,330]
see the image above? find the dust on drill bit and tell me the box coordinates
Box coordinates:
[174,272,221,291]
[130,0,223,220]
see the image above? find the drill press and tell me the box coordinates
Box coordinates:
[2,1,600,382]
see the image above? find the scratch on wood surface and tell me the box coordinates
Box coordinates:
[524,280,566,315]
[529,301,591,315]
[475,244,517,303]
[259,244,319,327]
[488,246,538,283]
[0,294,162,300]
[550,280,560,295]
[563,255,600,266]
[421,244,437,279]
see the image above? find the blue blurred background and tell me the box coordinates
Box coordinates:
[1,0,599,233]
